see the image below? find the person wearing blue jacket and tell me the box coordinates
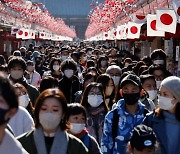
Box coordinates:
[143,76,180,154]
[101,74,148,154]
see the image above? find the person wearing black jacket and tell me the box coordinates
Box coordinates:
[59,58,81,103]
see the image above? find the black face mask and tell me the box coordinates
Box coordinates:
[0,108,9,125]
[36,60,41,65]
[123,93,140,105]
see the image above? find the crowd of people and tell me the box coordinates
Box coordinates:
[0,41,180,154]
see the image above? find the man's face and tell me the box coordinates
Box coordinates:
[153,69,165,81]
[122,83,140,94]
[142,79,156,91]
[10,64,24,80]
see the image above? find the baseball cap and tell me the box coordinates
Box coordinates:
[130,124,157,151]
[120,74,142,88]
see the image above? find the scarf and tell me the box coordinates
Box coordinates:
[88,105,105,116]
[33,127,68,154]
[74,128,88,138]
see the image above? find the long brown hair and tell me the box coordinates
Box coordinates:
[34,88,70,130]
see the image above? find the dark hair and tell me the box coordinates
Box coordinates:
[150,49,166,61]
[97,55,109,70]
[39,76,59,93]
[140,74,156,85]
[97,74,115,109]
[60,58,77,72]
[83,72,97,90]
[67,103,87,122]
[0,55,6,65]
[0,73,18,109]
[34,88,69,130]
[141,56,153,67]
[87,60,95,68]
[148,65,167,76]
[8,56,27,71]
[49,57,61,72]
[80,82,108,113]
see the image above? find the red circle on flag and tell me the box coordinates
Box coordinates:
[25,32,28,36]
[130,26,138,34]
[150,20,156,31]
[114,32,117,36]
[177,7,180,16]
[32,33,34,36]
[18,30,23,35]
[41,33,44,37]
[136,15,145,20]
[160,13,173,25]
[126,28,128,34]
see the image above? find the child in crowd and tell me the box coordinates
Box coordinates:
[67,103,102,154]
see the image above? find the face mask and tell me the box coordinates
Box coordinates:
[70,123,85,134]
[153,60,164,65]
[112,76,120,86]
[0,108,9,125]
[105,86,114,96]
[101,60,107,67]
[158,96,175,110]
[64,69,74,78]
[147,90,157,100]
[19,94,30,108]
[27,66,34,72]
[88,95,103,107]
[156,81,162,89]
[53,65,60,71]
[10,70,24,80]
[61,56,68,61]
[39,112,61,130]
[123,93,140,105]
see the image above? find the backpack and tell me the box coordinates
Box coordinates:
[112,108,149,142]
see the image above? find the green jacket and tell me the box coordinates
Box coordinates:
[17,130,88,154]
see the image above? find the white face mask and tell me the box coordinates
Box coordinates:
[19,94,30,108]
[147,90,157,100]
[156,81,162,89]
[10,70,24,80]
[70,123,85,134]
[124,63,129,67]
[61,56,68,61]
[39,112,61,130]
[83,56,87,61]
[27,66,34,72]
[53,65,60,71]
[112,76,120,86]
[105,86,114,96]
[153,60,164,65]
[64,69,74,78]
[158,96,175,110]
[88,95,103,107]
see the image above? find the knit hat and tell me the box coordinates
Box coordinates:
[161,76,180,102]
[130,124,157,151]
[32,51,40,58]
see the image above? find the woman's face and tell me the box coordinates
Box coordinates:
[68,113,85,124]
[40,98,63,117]
[89,86,102,96]
[53,61,60,66]
[159,85,178,105]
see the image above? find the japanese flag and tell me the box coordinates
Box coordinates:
[127,22,143,39]
[156,9,177,34]
[172,0,180,23]
[147,14,165,36]
[30,30,36,39]
[103,31,110,40]
[16,28,24,39]
[39,32,45,39]
[131,14,146,24]
[22,29,30,40]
